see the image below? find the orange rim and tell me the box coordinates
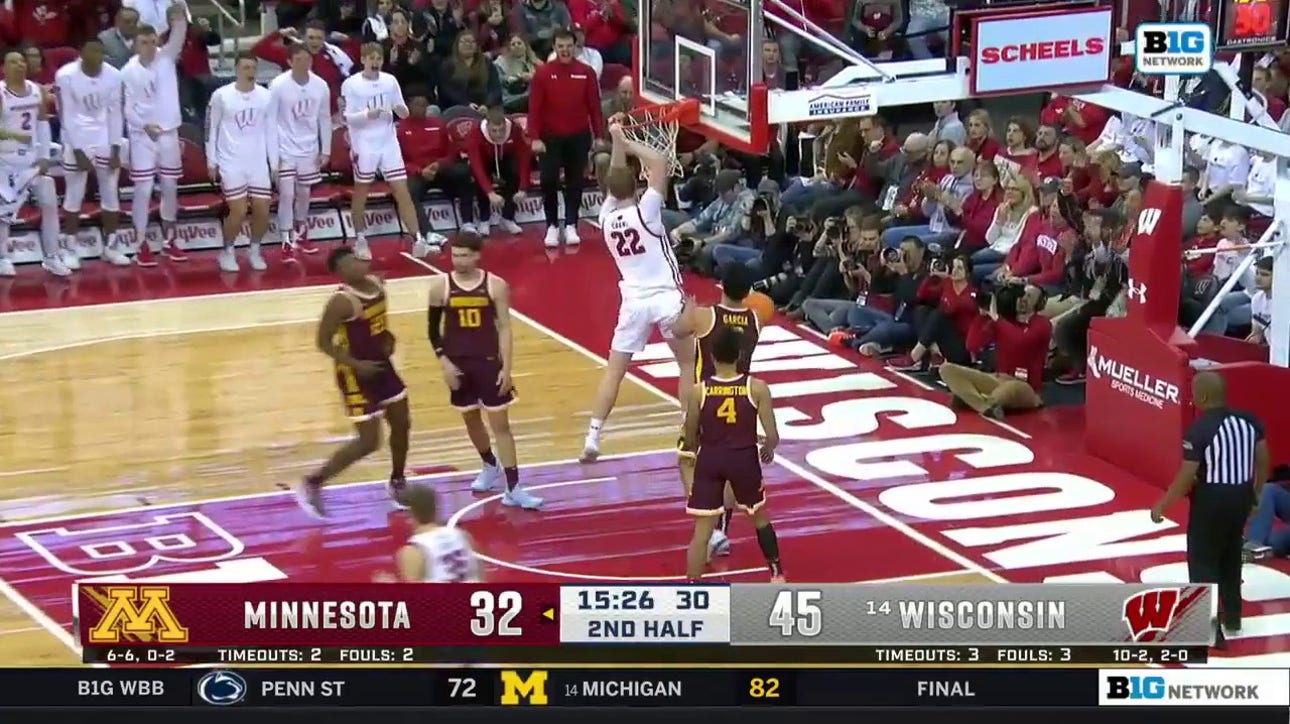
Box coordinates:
[618,98,700,131]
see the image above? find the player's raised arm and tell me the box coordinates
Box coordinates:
[161,2,189,58]
[490,274,515,394]
[682,382,704,453]
[609,117,669,197]
[751,378,777,463]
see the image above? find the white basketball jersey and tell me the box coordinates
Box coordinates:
[206,82,275,169]
[0,81,42,165]
[599,187,682,296]
[269,71,331,158]
[340,71,404,148]
[409,527,482,582]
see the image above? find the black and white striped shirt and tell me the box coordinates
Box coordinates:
[1182,408,1265,486]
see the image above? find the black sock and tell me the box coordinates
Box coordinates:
[480,449,497,466]
[504,467,519,492]
[755,524,782,576]
[719,508,734,534]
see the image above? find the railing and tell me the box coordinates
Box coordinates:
[205,0,247,70]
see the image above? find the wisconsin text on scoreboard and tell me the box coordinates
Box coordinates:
[74,582,1215,665]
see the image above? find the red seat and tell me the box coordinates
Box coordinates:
[446,117,475,158]
[175,138,222,214]
[43,47,79,71]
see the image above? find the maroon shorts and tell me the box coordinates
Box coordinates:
[687,447,765,516]
[336,361,407,421]
[449,356,516,411]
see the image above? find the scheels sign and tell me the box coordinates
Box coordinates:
[971,7,1113,96]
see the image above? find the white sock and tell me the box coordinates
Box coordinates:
[587,418,603,442]
[131,176,154,243]
[158,177,178,224]
[294,182,310,232]
[277,181,295,241]
[0,223,11,260]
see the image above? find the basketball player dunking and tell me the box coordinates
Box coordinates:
[388,485,484,582]
[682,326,784,582]
[672,263,761,557]
[298,247,411,519]
[579,117,695,463]
[426,233,543,510]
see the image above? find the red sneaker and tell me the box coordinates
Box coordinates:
[827,330,854,349]
[281,241,298,264]
[135,240,157,267]
[162,235,188,262]
[887,355,922,372]
[1056,369,1086,385]
[929,352,946,369]
[295,224,320,254]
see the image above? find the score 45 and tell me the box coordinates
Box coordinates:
[768,590,823,638]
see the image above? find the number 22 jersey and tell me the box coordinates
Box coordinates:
[599,187,683,298]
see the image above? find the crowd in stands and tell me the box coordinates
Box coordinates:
[0,0,1281,411]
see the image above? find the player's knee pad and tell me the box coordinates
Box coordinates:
[61,171,89,212]
[32,176,57,209]
[95,169,121,212]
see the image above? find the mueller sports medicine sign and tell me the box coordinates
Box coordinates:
[970,7,1113,96]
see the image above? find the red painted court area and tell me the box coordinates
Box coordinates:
[1,223,1289,665]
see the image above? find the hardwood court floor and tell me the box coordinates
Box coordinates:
[0,275,678,664]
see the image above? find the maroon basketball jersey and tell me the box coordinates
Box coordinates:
[443,272,498,359]
[698,373,759,452]
[695,305,759,379]
[336,277,389,361]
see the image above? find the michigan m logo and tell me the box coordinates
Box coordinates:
[87,586,189,643]
[500,670,548,705]
[1122,588,1183,642]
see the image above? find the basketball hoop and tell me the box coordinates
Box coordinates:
[614,99,700,178]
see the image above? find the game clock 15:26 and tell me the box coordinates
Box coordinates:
[1215,0,1289,50]
[576,589,712,611]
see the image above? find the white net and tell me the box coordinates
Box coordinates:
[618,105,686,178]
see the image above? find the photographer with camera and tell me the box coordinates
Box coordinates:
[830,236,932,357]
[711,179,782,277]
[787,209,875,323]
[887,252,978,372]
[939,282,1052,420]
[669,169,755,274]
[751,214,818,306]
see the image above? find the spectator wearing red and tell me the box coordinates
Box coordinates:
[466,105,533,235]
[957,160,1003,252]
[1184,210,1221,277]
[5,0,71,48]
[527,27,602,248]
[974,173,1040,283]
[1040,94,1108,146]
[1078,150,1122,209]
[177,17,221,124]
[1251,65,1287,124]
[944,285,1051,419]
[886,137,950,227]
[567,0,633,66]
[1032,123,1063,180]
[1019,192,1075,291]
[831,114,898,210]
[1057,135,1091,200]
[994,116,1037,180]
[469,0,509,57]
[252,21,351,113]
[399,86,472,241]
[889,252,979,371]
[964,109,1000,161]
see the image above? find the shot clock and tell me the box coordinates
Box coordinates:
[1214,0,1289,50]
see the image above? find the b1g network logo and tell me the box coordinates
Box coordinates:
[1135,22,1213,75]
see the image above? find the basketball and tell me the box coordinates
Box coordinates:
[746,291,775,326]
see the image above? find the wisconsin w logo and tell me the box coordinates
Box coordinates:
[1122,588,1184,641]
[1138,208,1163,236]
[234,109,258,130]
[291,99,314,120]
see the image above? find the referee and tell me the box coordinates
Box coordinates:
[1150,371,1270,647]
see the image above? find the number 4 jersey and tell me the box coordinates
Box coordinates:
[599,187,684,298]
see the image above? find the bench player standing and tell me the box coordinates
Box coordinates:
[121,5,189,266]
[0,52,62,278]
[269,44,331,262]
[682,326,783,582]
[426,233,543,510]
[299,246,411,519]
[579,119,695,463]
[56,39,128,267]
[206,52,278,273]
[672,263,761,557]
[341,43,431,261]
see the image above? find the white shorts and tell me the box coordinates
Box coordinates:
[351,143,405,183]
[611,289,685,355]
[127,130,182,182]
[218,161,271,201]
[60,144,118,173]
[0,161,51,223]
[279,154,323,186]
[61,144,121,213]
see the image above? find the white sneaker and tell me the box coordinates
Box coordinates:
[412,237,432,258]
[460,222,478,235]
[578,436,600,464]
[247,245,267,271]
[41,256,70,277]
[499,218,521,235]
[353,236,372,261]
[0,258,14,277]
[563,226,581,245]
[708,529,731,560]
[217,247,239,273]
[476,220,490,237]
[501,487,545,510]
[471,464,504,493]
[102,246,132,266]
[544,226,560,248]
[59,246,80,271]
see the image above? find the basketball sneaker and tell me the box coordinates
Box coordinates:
[498,218,521,235]
[60,238,81,270]
[471,464,503,493]
[0,258,15,276]
[295,479,327,521]
[353,235,372,261]
[295,224,320,255]
[135,240,158,267]
[460,222,478,235]
[217,247,240,273]
[563,226,581,245]
[162,234,188,262]
[41,255,70,277]
[578,438,600,464]
[476,220,490,237]
[544,226,560,248]
[281,240,298,264]
[247,244,268,271]
[387,475,410,510]
[502,486,545,510]
[707,529,731,560]
[770,573,786,583]
[102,238,132,266]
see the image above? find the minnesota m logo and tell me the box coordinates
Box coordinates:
[87,586,189,643]
[499,670,548,705]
